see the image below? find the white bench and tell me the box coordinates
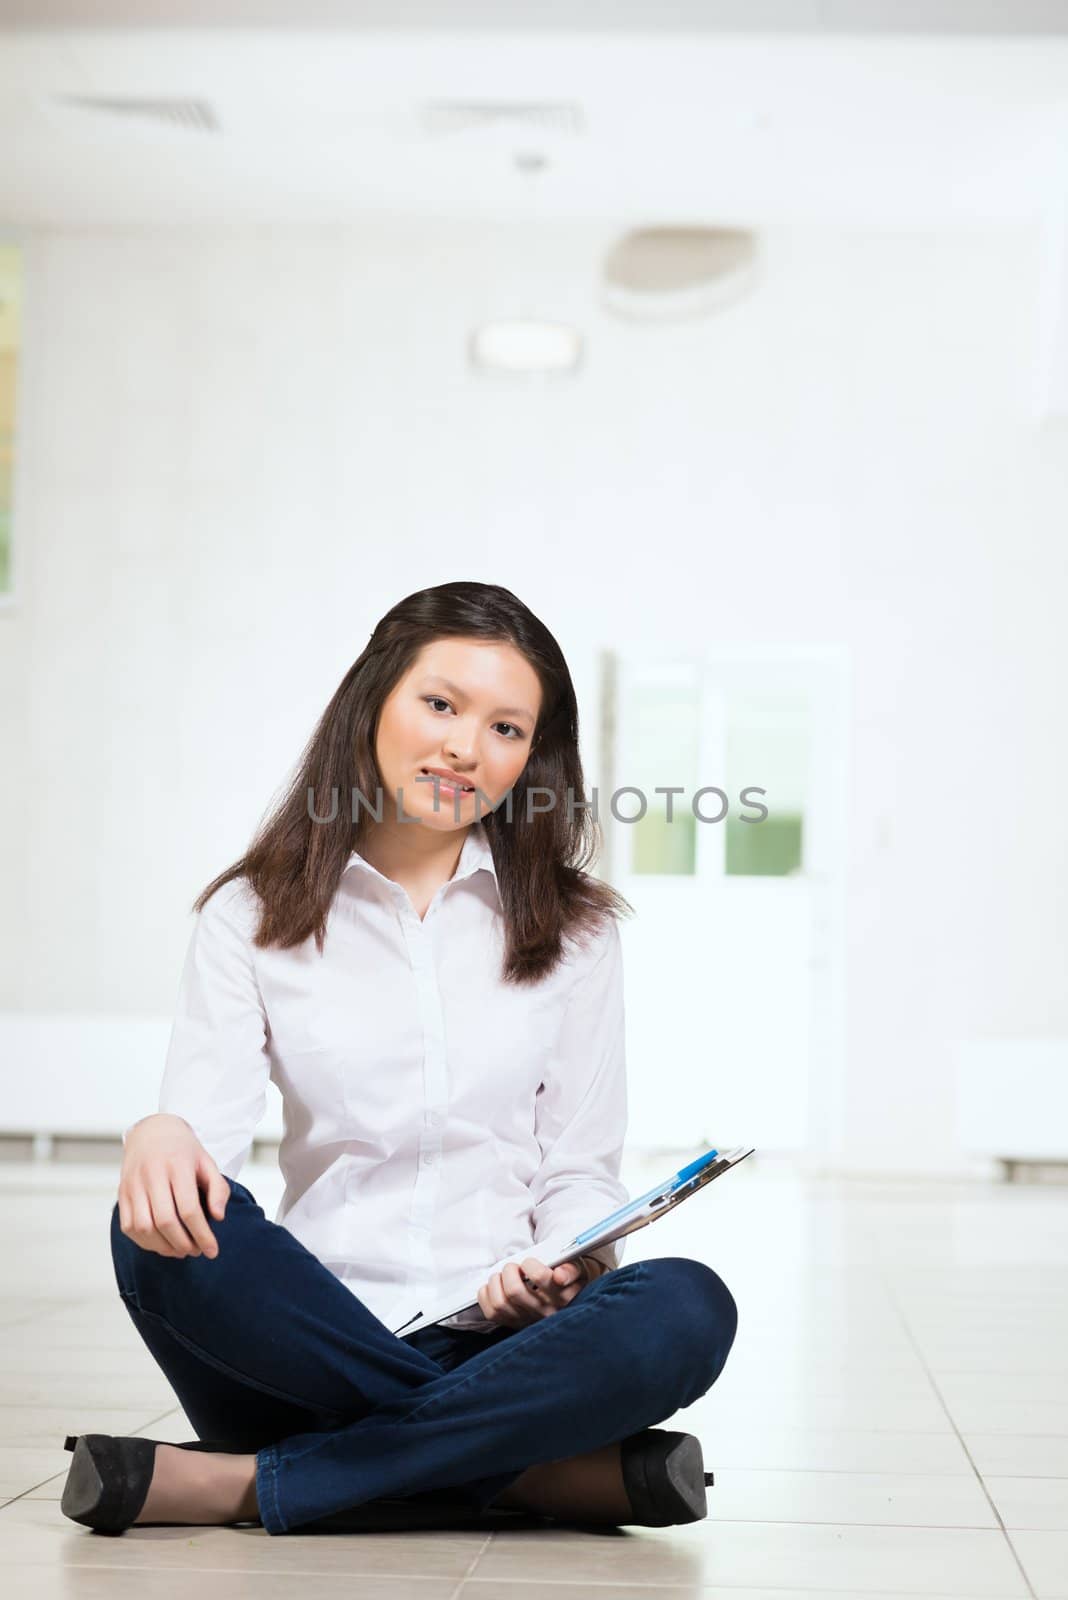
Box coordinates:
[0,1014,284,1148]
[954,1038,1068,1176]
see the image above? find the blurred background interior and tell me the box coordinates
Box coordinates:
[3,5,1068,1593]
[2,1,1066,1182]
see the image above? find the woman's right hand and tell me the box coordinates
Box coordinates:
[117,1113,231,1259]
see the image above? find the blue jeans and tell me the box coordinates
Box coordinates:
[110,1177,738,1535]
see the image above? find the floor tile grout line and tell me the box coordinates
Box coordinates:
[447,1530,495,1600]
[458,1582,1051,1595]
[872,1233,1039,1600]
[0,1395,187,1516]
[11,1494,1050,1537]
[0,1402,187,1512]
[10,1557,517,1581]
[495,1515,1016,1533]
[1,1470,74,1507]
[465,1512,1047,1531]
[0,1401,195,1510]
[0,1402,198,1410]
[13,1494,1063,1535]
[0,1550,1045,1593]
[457,1586,1045,1596]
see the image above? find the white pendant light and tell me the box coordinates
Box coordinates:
[468,150,583,378]
[469,318,583,375]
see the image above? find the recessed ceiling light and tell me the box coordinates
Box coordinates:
[468,319,583,376]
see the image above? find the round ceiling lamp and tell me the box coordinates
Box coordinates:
[601,227,760,323]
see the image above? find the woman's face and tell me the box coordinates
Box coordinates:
[374,637,543,831]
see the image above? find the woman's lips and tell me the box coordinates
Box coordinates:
[420,769,475,797]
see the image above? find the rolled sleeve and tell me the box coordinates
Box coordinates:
[156,880,271,1181]
[527,916,630,1274]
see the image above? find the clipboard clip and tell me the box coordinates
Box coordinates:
[392,1308,424,1335]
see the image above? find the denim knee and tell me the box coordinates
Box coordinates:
[110,1199,141,1299]
[109,1176,248,1302]
[641,1256,739,1401]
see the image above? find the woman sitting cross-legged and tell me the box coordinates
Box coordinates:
[61,579,738,1537]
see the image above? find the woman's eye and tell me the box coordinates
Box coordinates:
[424,697,520,739]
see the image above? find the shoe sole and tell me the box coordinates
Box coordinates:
[60,1437,106,1527]
[661,1433,707,1523]
[621,1429,710,1526]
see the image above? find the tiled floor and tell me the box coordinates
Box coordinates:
[1,1153,1067,1598]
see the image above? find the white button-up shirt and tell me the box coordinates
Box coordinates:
[155,821,630,1336]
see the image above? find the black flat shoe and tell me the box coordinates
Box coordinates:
[619,1428,713,1526]
[60,1433,241,1535]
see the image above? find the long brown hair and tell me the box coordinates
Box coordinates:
[193,580,633,984]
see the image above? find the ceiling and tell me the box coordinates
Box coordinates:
[2,7,1067,226]
[3,2,1068,32]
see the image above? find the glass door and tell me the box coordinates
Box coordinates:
[601,645,848,1158]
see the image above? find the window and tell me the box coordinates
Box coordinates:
[602,649,811,880]
[620,662,701,877]
[724,685,808,877]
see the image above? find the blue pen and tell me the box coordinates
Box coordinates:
[568,1148,721,1248]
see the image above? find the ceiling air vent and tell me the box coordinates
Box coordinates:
[420,102,584,139]
[54,96,220,133]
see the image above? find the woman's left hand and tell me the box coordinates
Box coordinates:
[476,1255,601,1329]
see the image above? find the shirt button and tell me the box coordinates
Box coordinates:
[421,1151,437,1168]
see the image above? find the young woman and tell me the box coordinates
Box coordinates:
[61,580,738,1537]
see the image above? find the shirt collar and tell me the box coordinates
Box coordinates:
[344,820,498,891]
[452,819,498,885]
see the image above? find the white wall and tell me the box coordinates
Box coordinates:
[1,220,1064,1171]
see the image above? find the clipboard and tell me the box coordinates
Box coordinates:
[391,1143,754,1339]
